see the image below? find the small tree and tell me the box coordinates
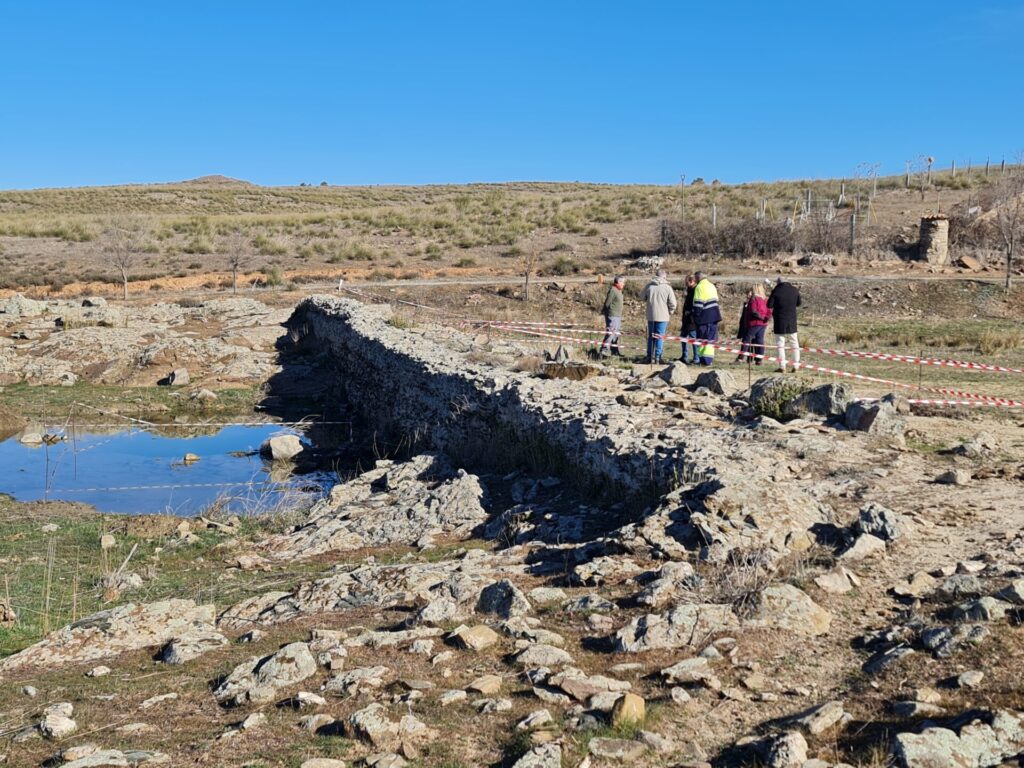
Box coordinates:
[994,159,1024,290]
[225,231,247,294]
[105,218,142,300]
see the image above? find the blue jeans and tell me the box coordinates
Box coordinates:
[682,330,698,362]
[647,321,668,361]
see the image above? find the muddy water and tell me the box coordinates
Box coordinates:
[0,424,332,515]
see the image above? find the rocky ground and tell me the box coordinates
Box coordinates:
[0,289,1023,768]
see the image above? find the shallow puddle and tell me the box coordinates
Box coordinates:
[0,423,331,515]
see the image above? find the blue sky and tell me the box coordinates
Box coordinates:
[1,1,1021,189]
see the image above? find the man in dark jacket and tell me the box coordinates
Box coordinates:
[679,274,698,363]
[599,276,625,356]
[767,277,801,372]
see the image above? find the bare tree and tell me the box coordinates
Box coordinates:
[993,158,1024,290]
[105,218,143,300]
[224,231,247,294]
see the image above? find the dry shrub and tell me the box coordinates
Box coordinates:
[685,546,779,619]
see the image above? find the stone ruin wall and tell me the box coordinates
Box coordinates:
[286,296,717,502]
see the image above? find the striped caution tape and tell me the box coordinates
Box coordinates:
[489,323,1023,376]
[486,324,1024,408]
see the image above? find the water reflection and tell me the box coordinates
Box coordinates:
[0,423,333,516]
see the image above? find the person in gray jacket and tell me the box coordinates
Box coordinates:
[599,275,625,357]
[641,269,677,364]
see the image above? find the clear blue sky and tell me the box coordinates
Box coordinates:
[2,1,1021,189]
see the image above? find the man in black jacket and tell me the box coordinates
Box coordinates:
[767,277,801,372]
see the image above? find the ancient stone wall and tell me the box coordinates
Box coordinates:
[287,296,698,500]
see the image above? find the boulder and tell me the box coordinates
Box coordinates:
[763,730,808,767]
[747,585,832,636]
[891,710,1024,768]
[0,599,216,671]
[477,579,532,618]
[611,692,646,727]
[168,368,190,386]
[347,703,434,751]
[213,642,318,706]
[259,434,304,462]
[659,361,694,387]
[782,383,852,419]
[857,503,906,541]
[159,631,228,664]
[589,737,646,761]
[844,396,905,437]
[839,533,887,562]
[695,368,739,396]
[936,468,972,486]
[256,454,487,558]
[511,743,561,768]
[513,644,573,667]
[451,625,500,652]
[615,603,739,652]
[40,702,77,739]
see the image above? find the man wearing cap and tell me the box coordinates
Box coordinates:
[600,275,625,357]
[691,271,722,366]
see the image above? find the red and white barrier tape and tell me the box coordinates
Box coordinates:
[486,324,1024,408]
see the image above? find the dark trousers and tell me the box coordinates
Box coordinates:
[740,325,767,363]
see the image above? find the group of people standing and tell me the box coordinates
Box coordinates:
[599,270,802,371]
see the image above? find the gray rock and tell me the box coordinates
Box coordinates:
[659,361,694,387]
[0,599,216,672]
[571,555,640,586]
[213,642,318,706]
[588,737,646,761]
[783,382,852,419]
[746,584,832,636]
[660,657,715,685]
[39,702,76,739]
[477,579,532,618]
[996,579,1024,605]
[891,710,1024,768]
[863,645,915,676]
[839,533,887,562]
[62,750,129,768]
[510,742,561,768]
[527,587,567,604]
[159,631,228,664]
[956,670,984,689]
[694,368,739,395]
[563,594,616,613]
[325,665,391,697]
[514,644,573,667]
[256,454,487,559]
[845,396,905,437]
[259,434,304,462]
[936,468,972,486]
[790,700,846,735]
[763,730,808,767]
[952,597,1011,622]
[857,503,906,541]
[615,603,739,652]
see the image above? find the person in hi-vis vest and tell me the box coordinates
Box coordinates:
[691,271,722,366]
